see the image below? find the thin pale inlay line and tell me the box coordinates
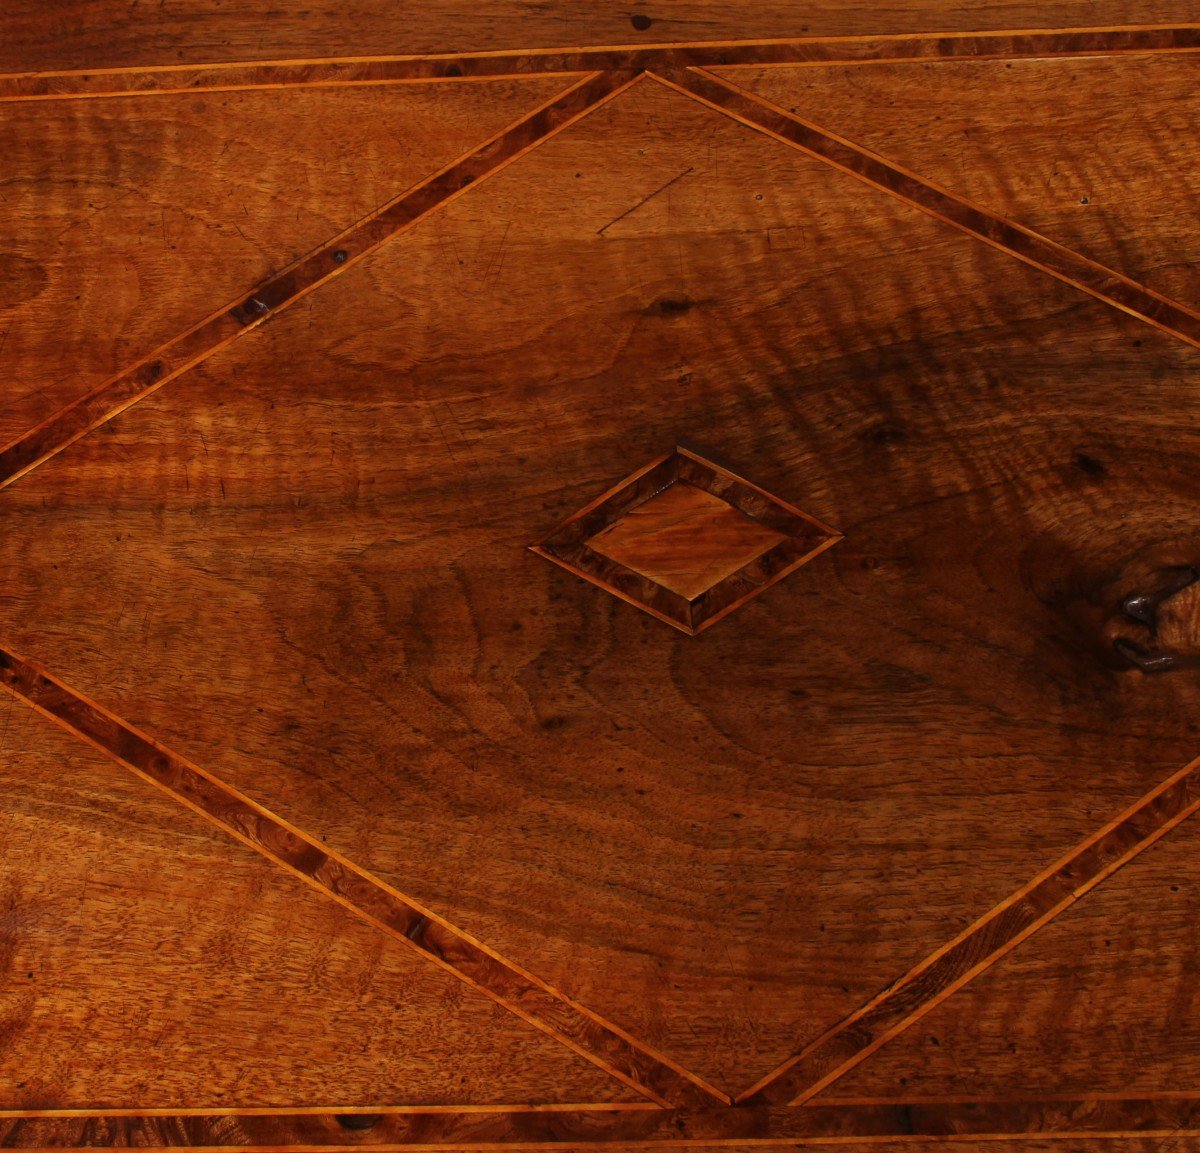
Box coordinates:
[735,751,1200,1105]
[652,67,1200,356]
[1,1098,1199,1147]
[0,643,727,1108]
[0,69,638,494]
[1,25,1198,100]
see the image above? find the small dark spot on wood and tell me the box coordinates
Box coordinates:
[653,296,694,315]
[335,1115,384,1131]
[631,13,653,30]
[1074,453,1106,477]
[1080,196,1090,204]
[861,422,907,447]
[332,249,348,264]
[443,62,463,77]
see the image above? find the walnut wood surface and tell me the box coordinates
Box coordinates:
[5,67,1200,1107]
[0,79,568,453]
[829,814,1200,1099]
[0,687,636,1108]
[0,72,629,490]
[724,53,1200,309]
[3,7,1200,1144]
[0,646,712,1108]
[661,68,1200,351]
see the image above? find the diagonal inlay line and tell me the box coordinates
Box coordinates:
[0,644,727,1108]
[735,752,1200,1106]
[3,1095,1200,1147]
[0,25,1198,101]
[651,67,1200,355]
[0,68,638,495]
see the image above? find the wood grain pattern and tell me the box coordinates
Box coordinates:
[0,690,639,1108]
[4,1098,1200,1147]
[827,815,1200,1099]
[0,70,634,492]
[589,483,787,600]
[3,26,1199,102]
[0,645,718,1108]
[656,68,1200,353]
[0,78,569,453]
[6,75,1200,1101]
[5,5,1199,72]
[723,53,1200,309]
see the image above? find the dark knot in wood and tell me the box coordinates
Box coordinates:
[1111,563,1200,674]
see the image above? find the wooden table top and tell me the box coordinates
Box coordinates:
[2,4,1199,1150]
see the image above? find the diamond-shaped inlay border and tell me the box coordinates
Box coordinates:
[531,445,843,634]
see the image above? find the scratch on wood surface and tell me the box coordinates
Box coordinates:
[597,166,694,236]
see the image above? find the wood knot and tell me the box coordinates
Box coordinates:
[1111,564,1200,672]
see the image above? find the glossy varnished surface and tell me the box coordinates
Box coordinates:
[2,5,1200,1145]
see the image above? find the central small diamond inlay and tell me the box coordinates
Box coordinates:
[531,445,842,634]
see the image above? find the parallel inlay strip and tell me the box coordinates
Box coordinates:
[655,67,1200,355]
[2,1097,1199,1147]
[0,70,635,493]
[0,644,725,1108]
[0,25,1198,101]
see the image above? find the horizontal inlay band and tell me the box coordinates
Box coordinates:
[2,1097,1199,1147]
[0,25,1196,101]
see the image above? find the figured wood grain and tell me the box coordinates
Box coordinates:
[0,70,634,491]
[3,1099,1200,1147]
[0,646,719,1108]
[588,482,787,601]
[3,26,1199,101]
[0,78,569,453]
[723,54,1200,309]
[657,68,1200,353]
[827,817,1200,1099]
[0,691,638,1108]
[3,3,1198,71]
[6,75,1200,1101]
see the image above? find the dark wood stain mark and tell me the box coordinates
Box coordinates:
[654,67,1200,354]
[0,26,1198,101]
[0,70,640,493]
[0,643,727,1108]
